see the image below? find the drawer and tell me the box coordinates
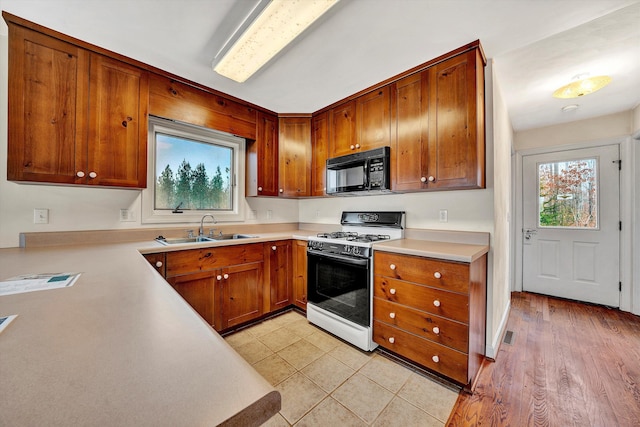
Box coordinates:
[373,297,468,353]
[373,320,468,384]
[166,243,264,277]
[374,251,469,294]
[374,276,469,323]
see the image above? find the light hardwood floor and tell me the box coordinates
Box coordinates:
[448,292,640,426]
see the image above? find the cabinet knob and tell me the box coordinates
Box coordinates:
[432,326,440,335]
[223,273,229,279]
[89,171,97,179]
[217,275,222,281]
[389,312,396,319]
[434,272,442,279]
[258,186,263,191]
[279,188,284,193]
[389,288,396,295]
[76,171,85,178]
[350,145,355,150]
[428,176,435,182]
[420,176,427,183]
[355,143,360,149]
[155,261,163,268]
[388,337,395,344]
[389,264,396,270]
[432,355,440,363]
[272,245,277,251]
[433,300,441,307]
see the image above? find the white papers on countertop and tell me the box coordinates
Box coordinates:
[0,315,17,334]
[0,273,81,296]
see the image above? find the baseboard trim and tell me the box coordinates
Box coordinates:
[485,298,511,360]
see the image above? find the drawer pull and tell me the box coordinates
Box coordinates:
[89,171,97,179]
[432,355,440,363]
[389,312,396,319]
[433,300,441,307]
[76,171,85,178]
[258,186,263,191]
[223,273,229,279]
[434,272,442,279]
[389,264,396,270]
[389,288,396,295]
[388,337,395,344]
[216,275,222,281]
[432,326,440,335]
[155,261,163,268]
[272,246,277,251]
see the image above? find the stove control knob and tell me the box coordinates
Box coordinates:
[352,247,360,256]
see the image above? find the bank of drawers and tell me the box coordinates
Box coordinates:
[373,251,482,386]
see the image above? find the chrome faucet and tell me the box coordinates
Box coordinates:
[199,214,217,237]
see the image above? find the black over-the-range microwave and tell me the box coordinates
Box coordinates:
[326,146,391,195]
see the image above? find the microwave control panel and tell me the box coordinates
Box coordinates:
[368,158,386,189]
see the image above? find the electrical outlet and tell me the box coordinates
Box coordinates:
[267,210,273,220]
[439,209,448,222]
[34,208,49,224]
[119,209,136,222]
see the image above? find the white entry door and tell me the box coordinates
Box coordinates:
[522,145,620,307]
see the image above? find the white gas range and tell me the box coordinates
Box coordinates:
[306,211,405,351]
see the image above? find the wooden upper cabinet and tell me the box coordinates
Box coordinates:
[391,71,430,191]
[427,49,485,190]
[247,112,279,197]
[87,54,149,187]
[328,100,357,158]
[7,25,89,184]
[356,86,391,151]
[311,111,329,196]
[278,116,311,197]
[6,23,148,188]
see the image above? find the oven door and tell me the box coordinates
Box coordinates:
[307,250,371,327]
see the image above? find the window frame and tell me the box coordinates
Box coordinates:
[141,116,245,224]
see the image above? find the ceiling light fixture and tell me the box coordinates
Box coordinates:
[213,0,340,83]
[553,74,612,99]
[561,104,579,112]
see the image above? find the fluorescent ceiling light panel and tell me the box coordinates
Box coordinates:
[214,0,339,83]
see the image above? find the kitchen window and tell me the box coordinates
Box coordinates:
[142,117,245,223]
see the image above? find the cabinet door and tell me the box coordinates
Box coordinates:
[143,253,166,278]
[278,117,311,197]
[7,25,89,184]
[220,262,264,329]
[391,72,430,191]
[247,112,279,196]
[268,241,292,311]
[356,87,390,151]
[87,54,149,188]
[329,101,357,158]
[311,112,329,196]
[292,240,308,310]
[167,270,217,327]
[428,50,484,189]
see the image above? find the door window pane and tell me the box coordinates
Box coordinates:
[538,158,598,228]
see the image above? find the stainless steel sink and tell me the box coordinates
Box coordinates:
[155,236,215,245]
[212,234,257,240]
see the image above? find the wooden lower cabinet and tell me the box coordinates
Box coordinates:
[373,251,487,390]
[292,240,308,310]
[167,270,218,327]
[142,252,166,277]
[266,241,292,312]
[219,262,264,329]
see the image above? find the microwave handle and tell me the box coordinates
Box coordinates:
[363,159,370,190]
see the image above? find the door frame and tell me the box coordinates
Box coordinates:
[513,136,634,313]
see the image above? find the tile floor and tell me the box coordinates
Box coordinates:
[224,310,460,426]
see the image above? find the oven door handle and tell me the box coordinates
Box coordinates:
[307,250,369,266]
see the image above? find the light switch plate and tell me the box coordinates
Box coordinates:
[119,209,136,222]
[34,208,49,224]
[439,209,448,222]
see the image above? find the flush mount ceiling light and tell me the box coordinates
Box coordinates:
[553,74,612,99]
[213,0,340,83]
[561,104,579,112]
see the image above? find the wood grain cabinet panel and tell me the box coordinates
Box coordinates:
[167,270,218,328]
[356,86,391,152]
[373,251,487,391]
[165,244,263,278]
[143,253,166,278]
[267,241,292,311]
[219,261,264,329]
[247,112,279,197]
[329,101,357,158]
[278,117,311,197]
[311,112,329,196]
[292,240,308,310]
[6,23,149,188]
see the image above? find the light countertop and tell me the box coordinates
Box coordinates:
[0,242,281,426]
[373,239,489,263]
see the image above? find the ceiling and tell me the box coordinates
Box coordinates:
[1,0,639,132]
